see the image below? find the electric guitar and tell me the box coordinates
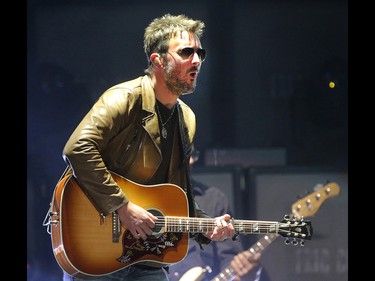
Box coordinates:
[45,171,313,279]
[179,182,340,281]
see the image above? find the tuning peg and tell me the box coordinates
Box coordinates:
[285,238,306,246]
[313,183,324,191]
[291,215,303,221]
[284,214,290,220]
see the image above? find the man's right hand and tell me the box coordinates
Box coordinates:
[116,201,158,240]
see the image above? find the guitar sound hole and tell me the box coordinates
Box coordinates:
[148,209,164,237]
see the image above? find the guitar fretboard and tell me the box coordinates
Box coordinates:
[156,217,280,234]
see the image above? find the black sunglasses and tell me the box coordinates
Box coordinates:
[172,47,206,62]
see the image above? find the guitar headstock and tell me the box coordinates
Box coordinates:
[277,215,313,245]
[291,182,340,219]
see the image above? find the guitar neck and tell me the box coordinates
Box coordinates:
[162,217,281,235]
[160,216,312,241]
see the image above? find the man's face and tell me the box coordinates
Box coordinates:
[164,31,204,96]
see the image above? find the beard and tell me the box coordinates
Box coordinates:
[164,62,196,96]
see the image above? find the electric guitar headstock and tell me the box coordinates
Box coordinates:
[278,182,340,246]
[291,182,341,219]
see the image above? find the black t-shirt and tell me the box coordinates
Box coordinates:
[147,100,178,184]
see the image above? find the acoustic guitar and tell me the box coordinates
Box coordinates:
[45,171,313,279]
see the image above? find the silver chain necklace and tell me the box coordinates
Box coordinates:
[155,102,176,139]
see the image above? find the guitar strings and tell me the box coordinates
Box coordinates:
[154,217,282,224]
[153,217,281,231]
[150,217,307,237]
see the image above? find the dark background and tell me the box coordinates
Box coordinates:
[27,0,348,280]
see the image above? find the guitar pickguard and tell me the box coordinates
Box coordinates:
[116,231,183,263]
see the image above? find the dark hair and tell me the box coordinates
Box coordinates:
[143,14,205,73]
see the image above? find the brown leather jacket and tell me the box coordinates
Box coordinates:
[62,75,210,231]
